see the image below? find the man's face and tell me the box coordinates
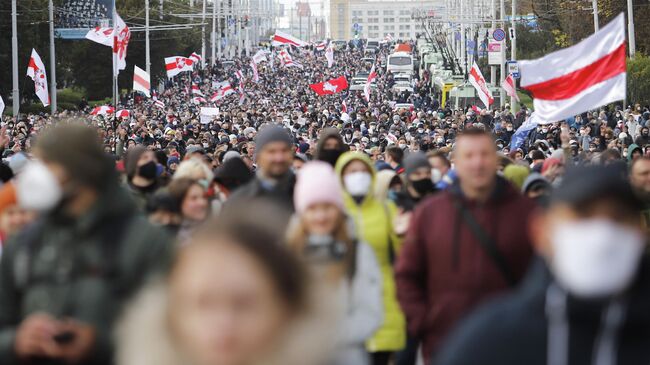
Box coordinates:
[454,135,498,192]
[256,142,292,179]
[631,159,650,196]
[429,156,449,176]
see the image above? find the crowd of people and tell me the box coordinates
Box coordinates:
[0,39,648,365]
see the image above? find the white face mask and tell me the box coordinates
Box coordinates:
[431,168,442,184]
[551,219,645,299]
[15,160,63,211]
[343,171,372,197]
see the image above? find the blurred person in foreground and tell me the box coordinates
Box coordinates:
[335,152,406,365]
[395,128,535,364]
[287,161,382,365]
[435,165,650,365]
[117,200,329,365]
[629,157,650,230]
[0,124,172,364]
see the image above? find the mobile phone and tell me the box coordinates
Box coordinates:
[53,331,76,345]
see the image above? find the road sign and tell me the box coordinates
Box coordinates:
[493,28,506,42]
[507,60,520,78]
[353,23,360,31]
[488,41,503,65]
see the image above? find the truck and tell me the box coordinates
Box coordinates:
[386,43,415,75]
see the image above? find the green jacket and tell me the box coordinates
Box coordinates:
[0,184,173,365]
[335,152,406,352]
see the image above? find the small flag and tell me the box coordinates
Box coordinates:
[153,99,165,109]
[90,105,115,116]
[191,83,204,96]
[252,49,269,64]
[0,95,5,117]
[251,61,260,82]
[192,96,207,104]
[26,49,50,107]
[364,64,377,102]
[341,99,347,113]
[116,109,130,118]
[85,26,114,47]
[271,30,309,47]
[113,12,130,76]
[502,74,520,102]
[165,56,194,78]
[309,76,349,96]
[133,65,151,97]
[325,44,334,68]
[189,52,202,64]
[468,62,493,108]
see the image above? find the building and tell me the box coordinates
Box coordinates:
[329,0,442,41]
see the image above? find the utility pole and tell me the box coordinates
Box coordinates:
[201,0,207,67]
[49,0,57,114]
[460,0,465,76]
[592,0,599,32]
[217,0,222,58]
[510,0,517,113]
[237,0,243,57]
[12,0,19,116]
[490,0,496,86]
[211,0,217,65]
[146,0,151,75]
[499,0,504,107]
[159,0,163,20]
[627,0,635,58]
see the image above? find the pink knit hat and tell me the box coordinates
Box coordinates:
[294,161,345,214]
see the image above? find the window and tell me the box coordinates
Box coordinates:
[367,10,379,16]
[384,17,395,23]
[352,10,362,16]
[399,17,410,23]
[399,32,409,38]
[383,10,394,15]
[389,56,412,66]
[399,10,410,15]
[370,32,379,38]
[384,25,395,30]
[399,24,410,30]
[368,17,379,23]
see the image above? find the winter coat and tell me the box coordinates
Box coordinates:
[435,257,650,365]
[395,177,535,362]
[0,184,173,365]
[335,152,406,353]
[227,171,296,212]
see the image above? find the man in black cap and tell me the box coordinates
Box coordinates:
[227,125,296,211]
[394,152,437,212]
[435,164,650,365]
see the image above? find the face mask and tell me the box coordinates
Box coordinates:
[398,143,406,149]
[411,178,435,195]
[551,219,644,298]
[319,149,343,167]
[541,128,548,134]
[198,179,210,190]
[138,160,158,180]
[417,129,424,134]
[371,137,378,143]
[497,144,504,150]
[431,168,442,183]
[506,127,513,132]
[15,160,63,211]
[344,171,372,197]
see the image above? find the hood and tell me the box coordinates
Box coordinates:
[374,169,399,201]
[628,144,642,162]
[335,152,376,204]
[315,128,346,158]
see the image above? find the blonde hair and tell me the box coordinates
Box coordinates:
[173,158,214,181]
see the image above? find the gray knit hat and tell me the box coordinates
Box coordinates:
[254,125,293,154]
[404,152,431,176]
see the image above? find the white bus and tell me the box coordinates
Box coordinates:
[386,52,414,75]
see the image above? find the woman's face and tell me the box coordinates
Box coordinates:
[302,202,341,236]
[182,184,209,222]
[169,242,290,365]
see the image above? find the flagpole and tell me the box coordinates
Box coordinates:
[146,0,151,75]
[499,0,505,108]
[510,0,517,113]
[211,0,216,65]
[201,0,207,68]
[591,0,599,32]
[627,0,635,58]
[11,0,19,116]
[113,2,118,109]
[49,0,57,114]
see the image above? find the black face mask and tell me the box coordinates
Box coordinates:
[319,149,343,166]
[138,161,158,180]
[411,178,436,196]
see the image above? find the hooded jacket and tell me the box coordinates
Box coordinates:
[316,128,349,165]
[628,144,642,164]
[335,152,406,352]
[395,177,535,362]
[435,257,650,365]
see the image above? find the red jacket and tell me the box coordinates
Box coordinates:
[395,177,535,362]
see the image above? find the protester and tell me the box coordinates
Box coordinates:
[395,128,535,364]
[124,146,162,209]
[167,177,209,243]
[288,161,382,365]
[0,124,172,364]
[335,152,406,365]
[315,128,348,167]
[435,165,650,365]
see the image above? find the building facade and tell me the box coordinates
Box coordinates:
[329,0,442,41]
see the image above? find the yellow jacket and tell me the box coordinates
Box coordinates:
[335,152,406,352]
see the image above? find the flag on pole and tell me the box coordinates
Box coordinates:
[341,99,347,113]
[363,64,377,102]
[309,76,349,95]
[153,99,165,109]
[510,113,542,150]
[279,50,303,69]
[237,87,246,105]
[468,61,494,108]
[90,105,115,116]
[189,52,202,64]
[502,74,520,102]
[314,41,327,51]
[0,95,5,117]
[325,44,334,68]
[26,49,50,107]
[116,109,130,118]
[210,82,235,101]
[133,65,151,97]
[252,49,269,64]
[192,96,207,104]
[113,13,130,76]
[250,61,260,82]
[165,56,194,78]
[519,13,626,122]
[235,70,245,82]
[191,83,204,96]
[85,26,114,47]
[271,30,309,47]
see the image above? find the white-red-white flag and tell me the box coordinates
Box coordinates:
[502,74,520,102]
[325,44,334,68]
[468,62,493,108]
[315,41,327,51]
[210,82,234,102]
[153,99,165,109]
[279,50,303,69]
[237,86,246,105]
[250,61,260,82]
[519,13,626,123]
[116,109,130,118]
[192,84,204,96]
[165,56,194,78]
[193,96,207,104]
[341,100,347,113]
[113,13,130,76]
[363,64,377,102]
[90,105,115,116]
[235,70,245,82]
[272,30,309,47]
[189,52,202,65]
[133,65,151,97]
[85,26,114,47]
[0,95,5,117]
[252,49,269,64]
[26,49,50,107]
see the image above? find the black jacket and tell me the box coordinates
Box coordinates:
[227,171,296,213]
[435,256,650,365]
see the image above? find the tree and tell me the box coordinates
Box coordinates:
[628,55,650,105]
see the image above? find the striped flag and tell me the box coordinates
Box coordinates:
[314,41,327,51]
[153,99,165,109]
[519,13,626,122]
[502,74,520,102]
[165,56,194,78]
[193,96,207,104]
[468,62,493,108]
[26,49,50,107]
[271,30,309,47]
[364,64,377,102]
[279,50,303,69]
[250,61,259,82]
[191,83,204,96]
[90,105,115,116]
[189,52,202,64]
[235,70,245,82]
[325,44,334,68]
[341,100,347,113]
[133,65,151,97]
[116,109,130,118]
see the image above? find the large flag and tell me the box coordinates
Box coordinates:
[519,13,626,122]
[363,64,377,102]
[309,76,348,96]
[210,82,235,101]
[325,44,334,68]
[191,83,204,96]
[116,109,130,118]
[90,105,115,116]
[85,26,114,47]
[272,30,309,47]
[279,50,303,69]
[26,49,50,107]
[133,65,151,97]
[510,113,542,150]
[165,56,194,78]
[252,49,269,64]
[468,62,493,108]
[251,61,260,82]
[502,74,520,102]
[113,13,130,76]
